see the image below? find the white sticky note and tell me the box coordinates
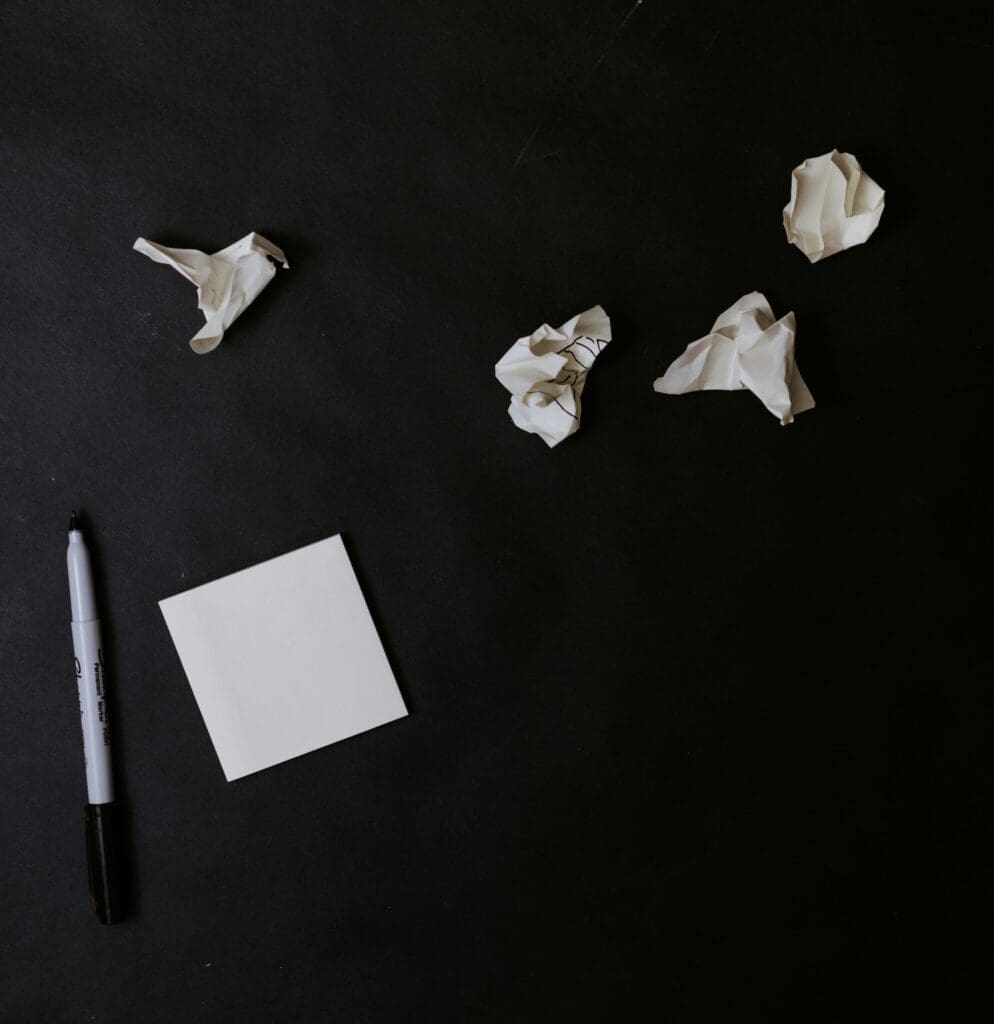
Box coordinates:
[159,536,407,781]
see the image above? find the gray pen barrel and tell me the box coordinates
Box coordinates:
[67,530,98,622]
[71,617,114,804]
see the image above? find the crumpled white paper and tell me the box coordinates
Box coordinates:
[783,150,884,263]
[653,292,814,425]
[495,306,611,447]
[134,232,288,353]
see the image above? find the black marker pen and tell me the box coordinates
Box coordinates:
[67,513,122,924]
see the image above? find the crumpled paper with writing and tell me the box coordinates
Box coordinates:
[495,306,611,447]
[653,292,814,425]
[783,150,884,263]
[134,232,288,353]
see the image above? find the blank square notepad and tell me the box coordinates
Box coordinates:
[159,535,407,780]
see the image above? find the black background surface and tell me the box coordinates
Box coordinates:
[1,1,990,1019]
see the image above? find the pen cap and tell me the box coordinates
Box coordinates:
[84,803,123,925]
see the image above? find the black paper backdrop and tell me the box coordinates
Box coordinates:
[1,1,989,1019]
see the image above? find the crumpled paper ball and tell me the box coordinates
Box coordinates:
[134,232,288,353]
[494,306,611,447]
[783,150,884,263]
[653,291,814,425]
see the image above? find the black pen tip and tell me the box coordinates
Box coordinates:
[69,511,79,532]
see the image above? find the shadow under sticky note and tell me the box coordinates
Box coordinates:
[159,535,407,781]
